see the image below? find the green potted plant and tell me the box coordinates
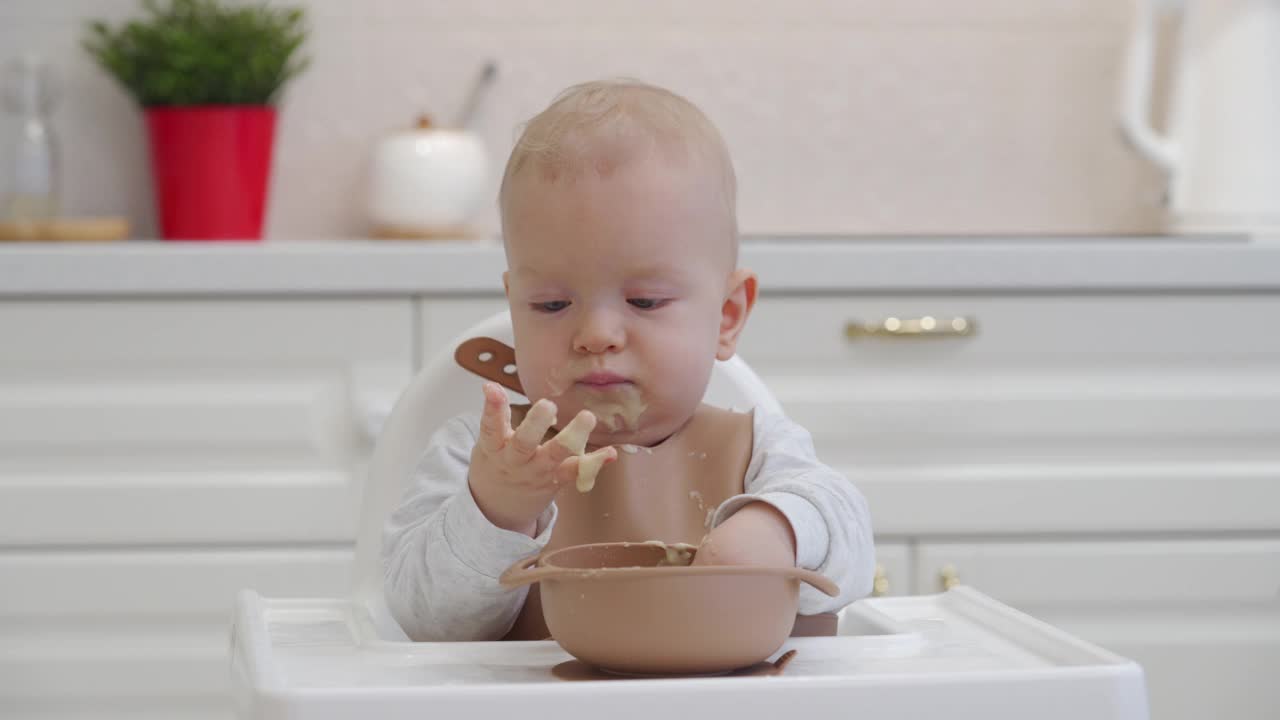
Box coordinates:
[84,0,307,240]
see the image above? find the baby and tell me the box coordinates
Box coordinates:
[384,80,874,641]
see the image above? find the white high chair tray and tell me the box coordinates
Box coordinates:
[230,585,1148,719]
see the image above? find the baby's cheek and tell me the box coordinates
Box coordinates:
[657,346,715,401]
[514,363,552,404]
[542,354,601,398]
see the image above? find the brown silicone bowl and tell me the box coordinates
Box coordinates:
[499,542,839,675]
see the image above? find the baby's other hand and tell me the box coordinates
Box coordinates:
[692,502,797,568]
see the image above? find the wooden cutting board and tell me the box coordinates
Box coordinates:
[0,217,130,242]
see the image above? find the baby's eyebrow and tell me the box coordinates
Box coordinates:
[509,265,566,286]
[627,266,691,287]
[510,261,693,290]
[625,260,686,277]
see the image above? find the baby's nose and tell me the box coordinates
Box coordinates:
[573,310,624,353]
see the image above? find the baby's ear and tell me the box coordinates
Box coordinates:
[716,268,758,361]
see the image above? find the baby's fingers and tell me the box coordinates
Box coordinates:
[507,398,557,464]
[477,382,512,453]
[556,446,619,493]
[542,410,597,466]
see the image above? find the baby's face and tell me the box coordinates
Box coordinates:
[503,157,734,447]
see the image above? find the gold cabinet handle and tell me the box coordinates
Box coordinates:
[845,315,976,340]
[871,563,890,597]
[939,564,960,591]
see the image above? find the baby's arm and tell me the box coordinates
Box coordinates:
[382,385,616,641]
[699,408,875,613]
[693,502,796,568]
[381,414,548,640]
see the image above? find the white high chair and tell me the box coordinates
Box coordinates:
[230,312,1149,720]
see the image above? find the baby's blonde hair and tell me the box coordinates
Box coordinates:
[499,79,739,259]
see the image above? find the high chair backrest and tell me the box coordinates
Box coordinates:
[353,311,782,641]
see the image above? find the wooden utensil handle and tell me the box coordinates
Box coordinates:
[454,337,524,395]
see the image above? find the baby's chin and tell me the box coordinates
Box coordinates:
[585,411,690,450]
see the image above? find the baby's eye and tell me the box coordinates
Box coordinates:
[531,300,570,313]
[627,298,667,310]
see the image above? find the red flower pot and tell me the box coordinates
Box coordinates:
[145,106,276,241]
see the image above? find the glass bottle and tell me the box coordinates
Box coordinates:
[2,54,60,223]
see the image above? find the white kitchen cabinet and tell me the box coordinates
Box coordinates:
[0,299,412,719]
[0,299,413,545]
[1,240,1276,719]
[915,540,1280,720]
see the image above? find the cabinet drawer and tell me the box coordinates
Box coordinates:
[0,547,352,617]
[915,539,1280,606]
[0,548,350,708]
[915,539,1280,720]
[741,296,1280,461]
[741,295,1280,533]
[743,294,1280,368]
[0,300,413,545]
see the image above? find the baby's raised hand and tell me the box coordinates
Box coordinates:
[692,502,797,569]
[468,382,617,536]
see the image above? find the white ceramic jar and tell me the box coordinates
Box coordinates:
[367,117,488,238]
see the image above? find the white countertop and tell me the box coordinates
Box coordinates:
[3,235,1279,296]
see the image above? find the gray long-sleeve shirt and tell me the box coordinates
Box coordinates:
[382,406,875,641]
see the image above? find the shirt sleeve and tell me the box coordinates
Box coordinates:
[381,413,557,641]
[709,408,876,614]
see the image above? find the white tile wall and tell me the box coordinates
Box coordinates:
[0,0,1168,238]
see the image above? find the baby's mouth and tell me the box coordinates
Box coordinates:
[575,371,631,390]
[574,380,647,433]
[546,360,647,432]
